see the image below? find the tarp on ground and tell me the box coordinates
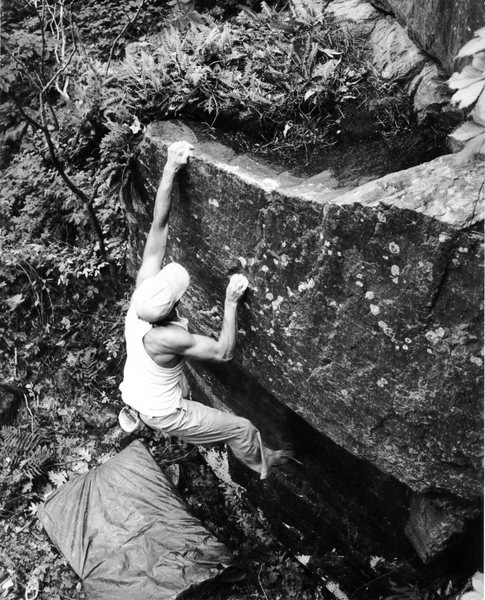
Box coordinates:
[38,440,232,600]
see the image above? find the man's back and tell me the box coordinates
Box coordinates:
[120,305,186,416]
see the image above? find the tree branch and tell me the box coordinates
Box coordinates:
[41,48,76,94]
[38,94,107,260]
[9,92,46,133]
[105,0,147,76]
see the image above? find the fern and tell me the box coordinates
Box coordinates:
[1,426,52,474]
[19,446,53,479]
[0,425,54,514]
[260,2,273,19]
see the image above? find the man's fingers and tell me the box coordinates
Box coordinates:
[168,141,195,159]
[183,146,194,161]
[166,141,195,172]
[239,275,248,291]
[229,274,248,293]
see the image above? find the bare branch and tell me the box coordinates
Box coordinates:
[105,0,147,76]
[38,94,108,260]
[41,47,75,94]
[46,97,60,130]
[9,92,46,132]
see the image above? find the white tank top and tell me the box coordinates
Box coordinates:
[119,304,188,416]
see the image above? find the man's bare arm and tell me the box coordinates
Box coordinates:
[148,275,249,363]
[136,141,194,289]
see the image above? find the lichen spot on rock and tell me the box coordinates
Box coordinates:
[378,320,393,336]
[439,232,451,243]
[425,327,446,344]
[272,296,284,311]
[298,278,315,292]
[370,304,380,315]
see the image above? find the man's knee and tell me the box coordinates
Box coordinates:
[234,416,258,438]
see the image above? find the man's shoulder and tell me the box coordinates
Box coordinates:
[145,322,191,352]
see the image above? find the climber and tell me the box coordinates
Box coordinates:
[118,140,291,479]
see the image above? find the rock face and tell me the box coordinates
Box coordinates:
[122,121,483,568]
[325,0,456,126]
[368,0,485,74]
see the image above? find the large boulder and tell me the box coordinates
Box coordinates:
[368,0,485,74]
[325,0,456,126]
[121,120,483,566]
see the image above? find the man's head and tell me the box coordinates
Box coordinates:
[133,262,190,323]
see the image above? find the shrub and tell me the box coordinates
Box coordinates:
[101,2,357,144]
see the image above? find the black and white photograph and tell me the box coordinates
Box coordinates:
[0,1,483,599]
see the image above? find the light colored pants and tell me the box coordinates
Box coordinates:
[140,398,269,479]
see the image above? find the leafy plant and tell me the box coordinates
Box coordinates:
[448,27,485,161]
[102,0,356,147]
[0,426,54,516]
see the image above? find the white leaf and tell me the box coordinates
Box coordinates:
[76,446,92,462]
[304,89,316,101]
[449,120,485,142]
[453,132,485,164]
[472,91,485,126]
[48,470,68,488]
[71,461,89,474]
[312,59,338,81]
[472,51,485,72]
[320,48,341,58]
[28,502,40,516]
[457,35,485,58]
[5,293,24,310]
[451,80,485,108]
[283,122,292,138]
[129,116,142,134]
[448,65,485,90]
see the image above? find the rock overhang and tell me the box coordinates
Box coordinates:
[122,119,483,563]
[126,121,483,499]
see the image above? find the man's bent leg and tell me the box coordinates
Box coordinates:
[141,400,271,478]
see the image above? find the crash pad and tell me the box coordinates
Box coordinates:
[38,440,232,600]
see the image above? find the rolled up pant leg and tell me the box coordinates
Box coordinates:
[140,399,269,479]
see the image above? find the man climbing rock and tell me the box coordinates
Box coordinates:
[119,140,291,479]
